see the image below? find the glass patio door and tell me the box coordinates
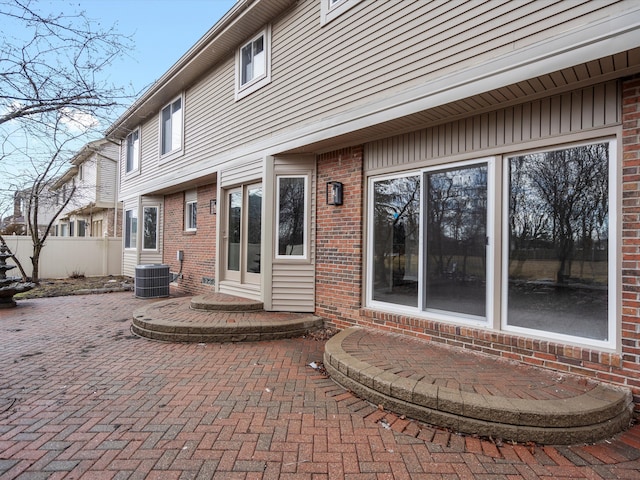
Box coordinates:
[424,162,488,319]
[224,183,262,285]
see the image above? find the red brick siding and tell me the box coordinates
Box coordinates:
[315,147,364,326]
[315,77,640,412]
[163,183,217,296]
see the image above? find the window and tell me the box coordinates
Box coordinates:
[78,220,86,237]
[367,140,616,347]
[321,0,364,25]
[236,26,271,100]
[69,221,75,237]
[125,209,138,249]
[143,206,158,250]
[60,224,68,237]
[185,201,197,231]
[126,129,140,172]
[160,97,182,156]
[276,176,307,258]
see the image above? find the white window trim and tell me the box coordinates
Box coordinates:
[235,25,272,101]
[366,141,616,350]
[500,139,617,350]
[142,206,159,251]
[185,200,197,232]
[275,175,309,260]
[124,208,138,250]
[125,128,141,175]
[159,95,184,160]
[321,0,363,25]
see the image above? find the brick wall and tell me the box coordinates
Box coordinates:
[163,183,217,296]
[315,78,640,412]
[315,147,364,326]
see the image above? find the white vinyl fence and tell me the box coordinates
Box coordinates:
[2,236,122,279]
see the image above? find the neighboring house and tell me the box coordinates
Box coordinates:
[1,185,58,236]
[106,1,640,409]
[51,138,121,238]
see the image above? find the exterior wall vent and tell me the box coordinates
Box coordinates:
[134,264,170,298]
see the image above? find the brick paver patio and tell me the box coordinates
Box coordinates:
[1,292,639,479]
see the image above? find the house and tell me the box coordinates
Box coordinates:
[106,0,640,410]
[1,185,58,236]
[51,138,121,238]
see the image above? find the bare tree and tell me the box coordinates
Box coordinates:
[0,0,134,282]
[0,0,134,127]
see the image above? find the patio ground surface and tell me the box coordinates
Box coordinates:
[1,292,640,479]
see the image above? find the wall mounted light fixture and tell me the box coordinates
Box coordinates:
[210,199,217,215]
[326,181,343,206]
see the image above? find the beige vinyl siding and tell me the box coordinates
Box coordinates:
[119,0,632,199]
[364,81,620,172]
[220,158,263,187]
[268,155,315,312]
[219,282,261,301]
[272,264,315,312]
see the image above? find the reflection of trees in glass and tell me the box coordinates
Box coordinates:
[373,176,420,304]
[143,207,157,250]
[247,187,262,273]
[278,178,305,255]
[247,187,262,245]
[227,192,241,271]
[509,143,608,285]
[426,165,487,282]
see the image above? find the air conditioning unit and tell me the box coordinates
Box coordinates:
[134,264,170,298]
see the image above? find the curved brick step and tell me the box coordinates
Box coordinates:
[324,327,633,445]
[132,296,322,343]
[190,293,264,312]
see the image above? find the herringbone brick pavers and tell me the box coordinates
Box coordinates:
[1,293,639,479]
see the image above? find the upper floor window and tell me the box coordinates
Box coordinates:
[321,0,363,25]
[160,97,182,156]
[236,26,271,100]
[126,129,140,173]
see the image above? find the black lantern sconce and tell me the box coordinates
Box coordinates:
[326,181,343,206]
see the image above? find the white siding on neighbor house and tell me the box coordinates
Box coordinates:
[364,81,621,172]
[118,0,636,199]
[96,158,118,205]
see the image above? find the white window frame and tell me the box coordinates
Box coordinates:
[500,139,617,350]
[235,25,271,101]
[185,200,197,232]
[125,128,140,174]
[366,139,615,349]
[124,208,138,250]
[275,175,309,260]
[159,96,183,158]
[142,206,159,251]
[321,0,364,25]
